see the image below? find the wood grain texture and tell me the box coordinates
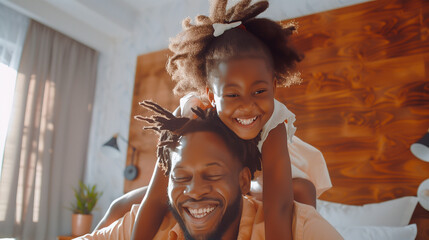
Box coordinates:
[279,0,429,203]
[125,49,179,193]
[279,0,429,238]
[127,0,429,237]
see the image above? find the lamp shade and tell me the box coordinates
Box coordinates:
[411,132,429,162]
[417,178,429,211]
[103,134,120,151]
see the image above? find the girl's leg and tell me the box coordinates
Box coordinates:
[292,178,316,208]
[93,186,148,232]
[249,178,316,208]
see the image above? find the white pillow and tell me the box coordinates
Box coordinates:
[335,224,417,240]
[317,196,418,227]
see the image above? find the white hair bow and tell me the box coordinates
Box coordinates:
[213,21,242,37]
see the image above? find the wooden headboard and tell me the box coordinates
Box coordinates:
[279,0,429,206]
[277,0,429,237]
[126,49,179,192]
[127,0,429,237]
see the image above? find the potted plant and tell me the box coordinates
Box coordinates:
[70,181,102,237]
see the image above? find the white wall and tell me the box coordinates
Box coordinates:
[85,0,370,226]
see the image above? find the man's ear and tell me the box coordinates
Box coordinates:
[206,87,216,107]
[239,167,251,195]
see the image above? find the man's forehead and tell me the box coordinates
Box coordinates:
[170,131,238,168]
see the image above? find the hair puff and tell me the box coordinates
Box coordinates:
[166,0,303,96]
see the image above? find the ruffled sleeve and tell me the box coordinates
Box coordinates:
[257,99,296,151]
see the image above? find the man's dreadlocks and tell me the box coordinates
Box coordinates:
[135,100,261,179]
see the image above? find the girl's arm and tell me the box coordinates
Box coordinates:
[131,105,186,239]
[131,105,185,239]
[130,158,169,239]
[262,123,294,240]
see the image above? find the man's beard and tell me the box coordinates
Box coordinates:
[169,192,242,240]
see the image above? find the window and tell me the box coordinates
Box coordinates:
[0,62,17,179]
[0,3,29,222]
[0,3,28,179]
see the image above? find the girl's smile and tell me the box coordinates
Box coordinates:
[207,57,275,140]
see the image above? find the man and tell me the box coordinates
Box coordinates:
[77,102,342,240]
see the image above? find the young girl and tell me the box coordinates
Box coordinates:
[96,0,331,238]
[166,0,331,207]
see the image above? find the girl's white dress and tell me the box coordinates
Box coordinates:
[253,99,332,197]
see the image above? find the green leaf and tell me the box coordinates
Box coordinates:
[68,181,102,214]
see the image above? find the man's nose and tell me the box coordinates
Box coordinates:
[184,176,211,200]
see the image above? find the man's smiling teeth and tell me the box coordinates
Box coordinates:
[188,206,215,219]
[236,116,257,125]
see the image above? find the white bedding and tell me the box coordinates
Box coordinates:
[316,196,419,240]
[335,224,417,240]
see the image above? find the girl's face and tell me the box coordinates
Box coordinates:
[207,57,275,140]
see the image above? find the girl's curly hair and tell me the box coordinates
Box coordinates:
[135,100,262,179]
[167,0,303,96]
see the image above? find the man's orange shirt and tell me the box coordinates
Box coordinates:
[76,196,343,240]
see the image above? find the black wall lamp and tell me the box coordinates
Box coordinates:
[103,133,139,180]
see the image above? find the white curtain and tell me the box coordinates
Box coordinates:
[0,3,29,181]
[0,17,98,240]
[0,4,28,69]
